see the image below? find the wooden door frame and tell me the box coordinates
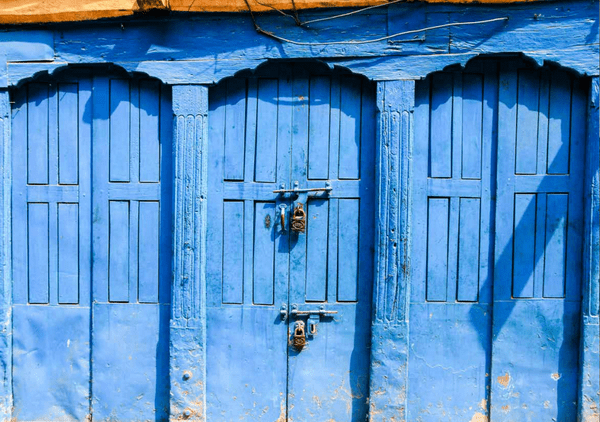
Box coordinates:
[0,60,596,422]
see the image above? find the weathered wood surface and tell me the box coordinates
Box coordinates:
[2,0,597,87]
[0,0,564,24]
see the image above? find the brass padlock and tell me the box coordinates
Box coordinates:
[292,320,307,351]
[291,203,306,233]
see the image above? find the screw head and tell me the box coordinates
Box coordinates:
[183,408,192,418]
[182,371,192,381]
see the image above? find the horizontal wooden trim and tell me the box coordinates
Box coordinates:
[0,0,553,24]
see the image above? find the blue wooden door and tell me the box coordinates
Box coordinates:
[411,60,497,421]
[490,62,586,421]
[206,65,375,421]
[410,59,587,421]
[11,71,172,421]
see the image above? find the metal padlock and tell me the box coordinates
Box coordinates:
[292,320,307,351]
[291,203,306,233]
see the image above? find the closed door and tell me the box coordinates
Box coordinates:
[206,65,375,421]
[409,59,587,421]
[11,71,172,421]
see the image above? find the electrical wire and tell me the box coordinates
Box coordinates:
[249,16,509,46]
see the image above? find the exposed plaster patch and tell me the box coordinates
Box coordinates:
[470,412,488,422]
[497,372,510,388]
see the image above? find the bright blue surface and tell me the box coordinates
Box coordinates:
[410,58,588,421]
[0,1,596,420]
[11,71,172,420]
[205,64,376,421]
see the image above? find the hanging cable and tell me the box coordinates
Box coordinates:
[289,0,302,25]
[248,16,509,46]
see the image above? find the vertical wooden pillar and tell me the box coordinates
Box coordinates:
[0,54,12,422]
[579,76,599,422]
[170,85,208,421]
[369,80,414,421]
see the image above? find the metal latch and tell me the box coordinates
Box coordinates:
[290,304,337,344]
[273,181,332,195]
[290,305,338,318]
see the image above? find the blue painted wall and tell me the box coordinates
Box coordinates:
[0,1,597,420]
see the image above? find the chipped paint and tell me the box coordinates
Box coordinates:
[469,412,488,422]
[497,373,510,388]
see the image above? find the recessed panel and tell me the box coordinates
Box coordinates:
[339,77,361,180]
[543,194,568,298]
[224,78,247,181]
[461,74,483,180]
[58,203,79,304]
[337,199,359,302]
[306,199,328,302]
[429,74,453,179]
[254,79,278,183]
[308,76,331,180]
[222,201,244,304]
[28,202,49,304]
[109,79,131,183]
[426,198,449,302]
[515,69,540,175]
[139,80,161,183]
[27,83,49,185]
[512,193,536,298]
[58,83,79,185]
[253,202,275,305]
[457,198,481,302]
[547,72,572,175]
[138,201,160,303]
[109,201,130,302]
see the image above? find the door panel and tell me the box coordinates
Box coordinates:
[410,59,588,421]
[206,77,290,421]
[206,66,375,421]
[11,72,172,420]
[90,76,172,420]
[12,77,93,421]
[490,64,585,421]
[410,63,496,421]
[287,74,375,421]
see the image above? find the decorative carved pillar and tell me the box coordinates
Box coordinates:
[579,76,599,422]
[170,85,208,421]
[369,80,414,422]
